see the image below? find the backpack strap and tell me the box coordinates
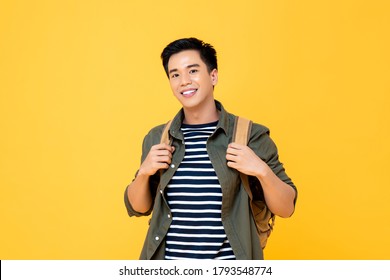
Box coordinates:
[158,120,173,181]
[232,116,252,145]
[232,116,254,200]
[160,120,173,145]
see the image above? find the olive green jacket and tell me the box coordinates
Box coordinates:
[124,100,297,260]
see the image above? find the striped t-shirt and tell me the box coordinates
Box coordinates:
[164,121,236,260]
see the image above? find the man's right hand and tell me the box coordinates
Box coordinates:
[137,143,175,177]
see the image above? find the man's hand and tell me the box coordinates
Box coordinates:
[138,143,175,177]
[226,142,296,218]
[226,143,268,178]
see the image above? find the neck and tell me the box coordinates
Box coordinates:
[182,101,219,125]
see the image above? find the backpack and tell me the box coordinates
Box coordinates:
[160,116,275,249]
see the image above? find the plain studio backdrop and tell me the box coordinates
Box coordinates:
[1,0,389,260]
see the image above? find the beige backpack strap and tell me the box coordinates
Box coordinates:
[232,116,252,145]
[233,116,253,200]
[158,120,173,185]
[160,120,173,145]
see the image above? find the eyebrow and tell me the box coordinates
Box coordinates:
[169,64,200,74]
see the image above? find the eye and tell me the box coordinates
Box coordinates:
[170,73,179,79]
[189,69,198,74]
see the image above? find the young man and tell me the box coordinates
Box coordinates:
[124,38,297,260]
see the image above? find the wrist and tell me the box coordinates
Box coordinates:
[255,161,271,179]
[136,168,152,178]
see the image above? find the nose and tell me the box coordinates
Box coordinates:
[180,73,192,86]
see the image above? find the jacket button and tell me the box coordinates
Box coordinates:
[160,190,163,194]
[155,236,159,241]
[167,214,171,218]
[170,164,175,168]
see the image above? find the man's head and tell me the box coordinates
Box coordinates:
[161,38,219,115]
[161,37,218,77]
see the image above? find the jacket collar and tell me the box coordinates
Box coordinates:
[169,100,230,140]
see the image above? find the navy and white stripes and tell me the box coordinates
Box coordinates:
[164,121,236,260]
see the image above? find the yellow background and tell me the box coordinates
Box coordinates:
[1,0,389,260]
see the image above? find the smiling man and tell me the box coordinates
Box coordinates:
[124,38,297,260]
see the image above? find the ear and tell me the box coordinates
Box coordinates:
[210,69,218,86]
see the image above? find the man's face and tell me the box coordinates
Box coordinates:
[167,50,218,110]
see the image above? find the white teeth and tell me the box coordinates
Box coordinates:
[182,89,196,95]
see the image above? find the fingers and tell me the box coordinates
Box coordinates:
[226,160,236,168]
[226,143,244,158]
[151,143,175,154]
[226,145,240,167]
[227,143,245,154]
[226,143,249,168]
[228,142,245,149]
[150,143,175,163]
[226,155,237,164]
[226,153,241,173]
[139,144,175,176]
[152,148,173,159]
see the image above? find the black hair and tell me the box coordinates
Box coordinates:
[161,37,218,77]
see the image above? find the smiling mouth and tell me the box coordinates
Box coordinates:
[181,89,197,97]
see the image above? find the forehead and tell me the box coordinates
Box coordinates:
[167,50,205,71]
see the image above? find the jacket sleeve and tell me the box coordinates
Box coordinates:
[124,127,162,217]
[248,123,297,204]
